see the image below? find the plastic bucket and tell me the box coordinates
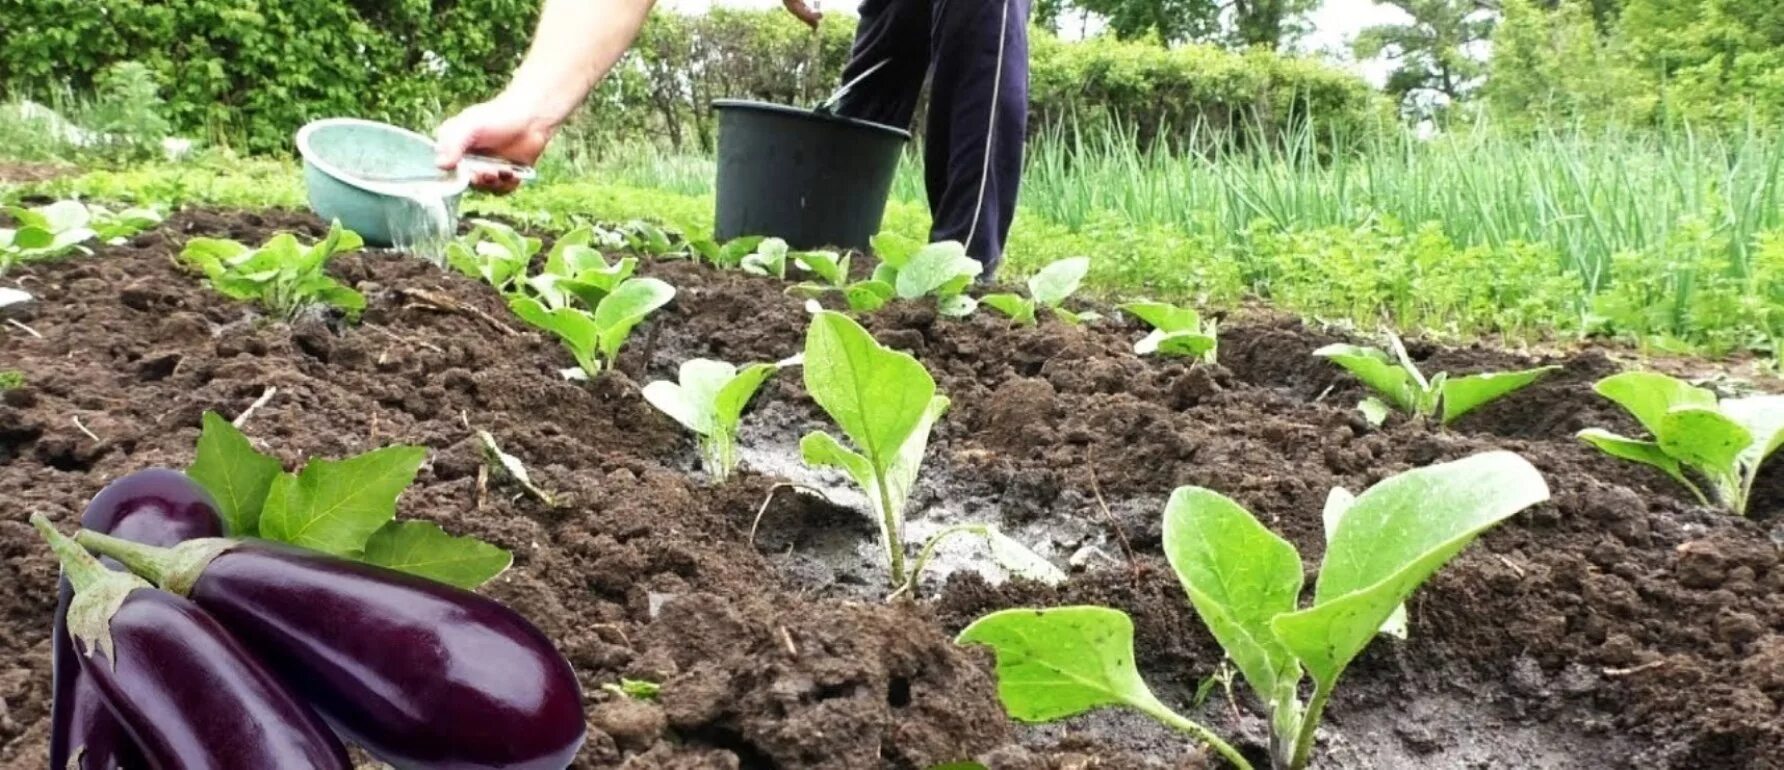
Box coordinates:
[712,99,909,252]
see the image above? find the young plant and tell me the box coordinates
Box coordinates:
[786,250,901,313]
[89,203,163,244]
[1121,301,1220,362]
[1315,332,1559,426]
[960,451,1550,770]
[798,310,1057,594]
[447,219,539,292]
[509,277,675,378]
[179,221,366,320]
[688,235,765,269]
[1,200,99,271]
[643,357,789,482]
[982,257,1101,326]
[523,226,638,308]
[869,234,982,317]
[739,237,791,278]
[620,220,678,258]
[1578,372,1784,514]
[185,411,511,588]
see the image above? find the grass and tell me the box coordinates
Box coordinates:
[0,371,22,390]
[13,112,1784,361]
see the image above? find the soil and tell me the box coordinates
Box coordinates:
[2,208,1781,770]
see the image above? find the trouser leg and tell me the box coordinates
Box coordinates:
[925,0,1029,275]
[836,0,930,133]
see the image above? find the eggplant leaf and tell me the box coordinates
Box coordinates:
[1163,487,1303,700]
[363,520,512,589]
[643,358,781,482]
[958,606,1178,722]
[1314,343,1419,413]
[895,241,982,300]
[258,445,428,556]
[187,411,283,536]
[1272,451,1550,687]
[1440,366,1560,424]
[1028,257,1090,307]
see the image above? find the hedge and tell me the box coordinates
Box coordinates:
[1,4,1378,154]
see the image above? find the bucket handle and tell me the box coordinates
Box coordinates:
[814,58,892,116]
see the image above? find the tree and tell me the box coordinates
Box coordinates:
[1059,0,1317,48]
[1485,0,1645,127]
[1354,0,1498,115]
[1230,0,1321,48]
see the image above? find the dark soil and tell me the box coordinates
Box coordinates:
[2,209,1780,770]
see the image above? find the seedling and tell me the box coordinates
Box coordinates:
[869,234,982,317]
[0,370,21,390]
[602,679,662,701]
[1315,332,1559,426]
[688,235,765,269]
[509,277,675,378]
[186,411,510,588]
[1,200,99,271]
[739,237,791,279]
[787,249,901,313]
[960,452,1550,770]
[522,226,638,308]
[643,357,790,483]
[1122,301,1219,362]
[1578,371,1784,514]
[89,204,163,244]
[982,257,1101,326]
[179,221,366,320]
[447,219,539,292]
[619,221,678,258]
[798,311,1055,594]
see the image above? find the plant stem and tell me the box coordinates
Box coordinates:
[1134,698,1255,770]
[875,472,904,587]
[30,515,107,592]
[75,530,178,585]
[891,523,985,600]
[1286,683,1334,770]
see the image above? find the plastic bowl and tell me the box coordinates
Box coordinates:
[295,118,469,247]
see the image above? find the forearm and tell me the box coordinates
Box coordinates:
[501,0,658,130]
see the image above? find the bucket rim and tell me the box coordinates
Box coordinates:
[296,117,470,199]
[711,99,911,141]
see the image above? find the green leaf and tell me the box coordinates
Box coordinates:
[801,311,936,475]
[958,606,1179,722]
[37,200,91,232]
[362,520,512,589]
[1358,397,1391,427]
[12,226,53,250]
[800,431,876,496]
[981,293,1036,325]
[740,237,789,278]
[1657,406,1751,489]
[714,362,780,428]
[1718,395,1784,474]
[258,445,428,556]
[1322,487,1406,639]
[643,359,735,437]
[715,235,765,268]
[592,277,676,366]
[181,237,250,270]
[869,232,921,268]
[1120,301,1201,332]
[982,525,1067,585]
[794,250,849,286]
[1594,372,1717,438]
[937,294,979,318]
[1138,330,1217,358]
[1440,365,1561,424]
[510,296,600,367]
[895,241,982,299]
[1577,429,1701,494]
[845,280,895,312]
[1163,487,1303,700]
[1314,344,1423,415]
[186,411,282,536]
[1272,451,1549,687]
[1028,257,1090,307]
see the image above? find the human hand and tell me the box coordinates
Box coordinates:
[782,0,821,29]
[434,96,555,195]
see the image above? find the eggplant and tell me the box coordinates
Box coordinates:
[51,469,226,770]
[32,515,351,770]
[79,533,587,770]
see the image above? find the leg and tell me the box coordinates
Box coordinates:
[835,0,931,131]
[925,0,1029,275]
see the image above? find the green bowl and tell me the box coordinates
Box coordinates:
[296,118,469,247]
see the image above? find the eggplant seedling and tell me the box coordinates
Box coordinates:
[446,219,539,292]
[523,226,639,308]
[869,234,982,317]
[739,237,792,278]
[798,311,1057,594]
[643,357,790,482]
[786,249,902,314]
[1578,371,1784,514]
[178,221,366,320]
[2,200,99,272]
[620,220,678,258]
[1315,332,1559,426]
[982,257,1102,326]
[960,451,1550,770]
[1121,301,1219,362]
[509,277,676,378]
[688,234,765,269]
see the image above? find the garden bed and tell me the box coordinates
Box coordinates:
[1,209,1780,769]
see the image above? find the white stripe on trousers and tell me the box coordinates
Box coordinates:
[964,0,1012,251]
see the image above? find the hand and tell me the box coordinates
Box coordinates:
[434,96,555,195]
[782,0,821,29]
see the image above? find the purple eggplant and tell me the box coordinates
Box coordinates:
[52,469,225,770]
[32,515,351,770]
[78,534,587,770]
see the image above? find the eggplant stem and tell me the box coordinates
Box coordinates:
[76,529,179,585]
[30,514,108,591]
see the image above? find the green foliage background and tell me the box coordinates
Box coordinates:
[0,4,1377,153]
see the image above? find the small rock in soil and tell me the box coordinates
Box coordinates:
[591,699,667,753]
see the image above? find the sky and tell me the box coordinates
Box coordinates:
[659,0,1409,84]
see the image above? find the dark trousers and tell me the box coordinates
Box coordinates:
[836,0,1030,275]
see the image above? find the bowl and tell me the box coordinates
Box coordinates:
[295,118,469,247]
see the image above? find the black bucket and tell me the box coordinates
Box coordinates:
[712,99,910,252]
